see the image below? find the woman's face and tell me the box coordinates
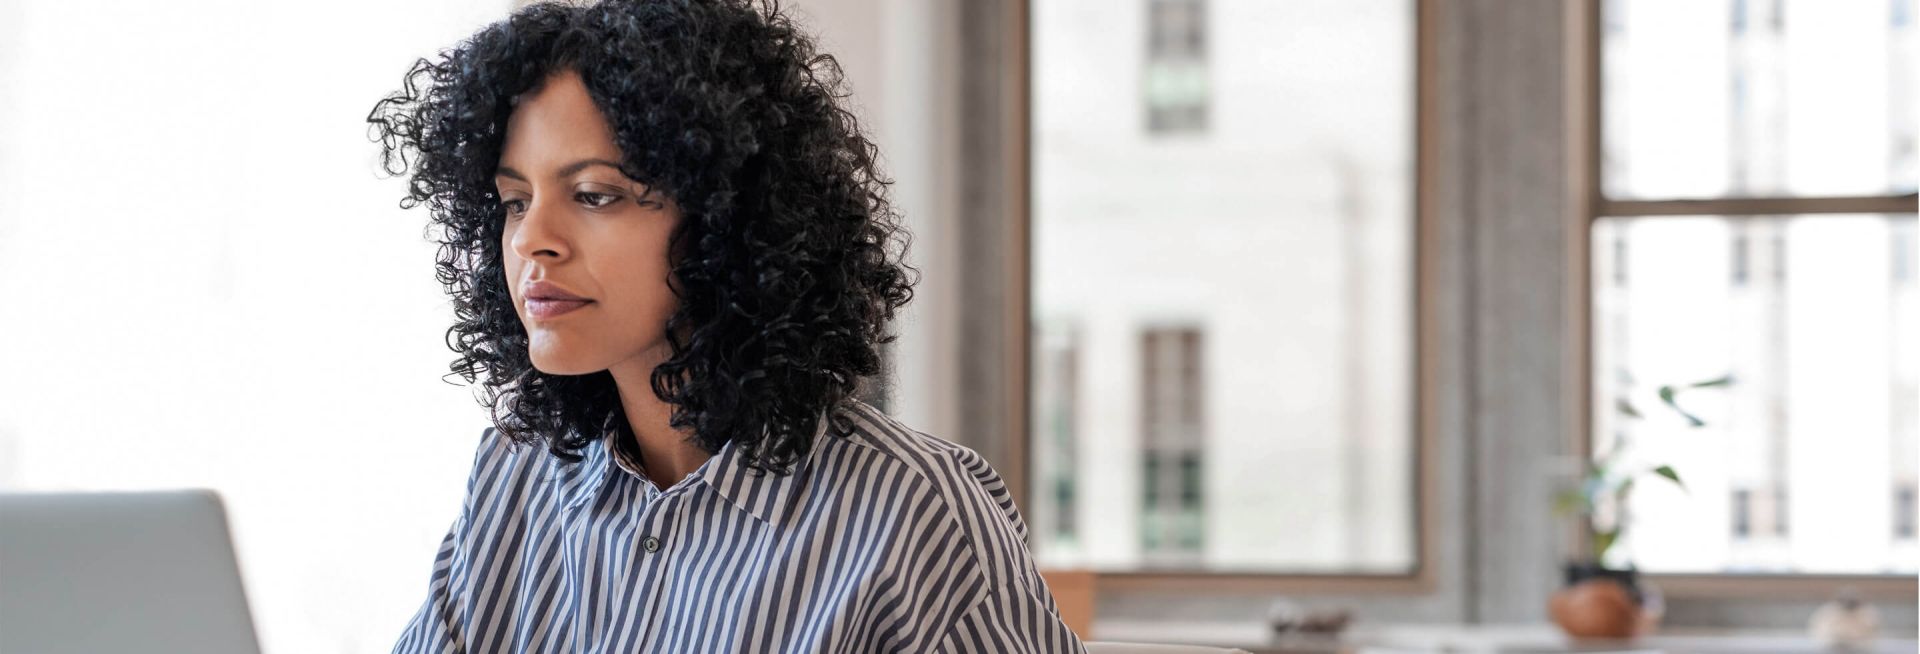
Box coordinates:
[496,69,683,376]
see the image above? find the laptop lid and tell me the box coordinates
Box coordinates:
[0,488,263,654]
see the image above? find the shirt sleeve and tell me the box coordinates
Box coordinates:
[390,514,465,654]
[390,427,498,654]
[932,446,1089,654]
[935,583,1089,653]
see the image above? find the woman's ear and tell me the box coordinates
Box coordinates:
[664,221,693,294]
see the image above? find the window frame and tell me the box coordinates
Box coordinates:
[1009,0,1441,592]
[1572,0,1920,599]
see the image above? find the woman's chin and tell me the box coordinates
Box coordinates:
[528,354,604,376]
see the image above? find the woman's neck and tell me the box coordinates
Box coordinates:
[608,350,711,491]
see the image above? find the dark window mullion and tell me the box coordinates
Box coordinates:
[1594,194,1918,220]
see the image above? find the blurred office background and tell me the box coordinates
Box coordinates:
[0,0,1913,651]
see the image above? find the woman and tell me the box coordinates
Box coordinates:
[365,0,1085,652]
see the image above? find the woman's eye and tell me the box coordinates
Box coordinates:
[497,192,627,219]
[577,191,619,209]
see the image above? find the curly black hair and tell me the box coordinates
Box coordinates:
[366,0,916,475]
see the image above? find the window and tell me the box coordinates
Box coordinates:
[1590,0,1919,575]
[1031,0,1416,575]
[1143,0,1208,134]
[1773,486,1790,537]
[1732,488,1753,539]
[1895,484,1916,540]
[1140,327,1206,565]
[1612,235,1630,286]
[1895,217,1916,282]
[1730,228,1751,286]
[1032,323,1082,552]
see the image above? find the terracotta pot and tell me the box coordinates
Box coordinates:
[1547,562,1663,640]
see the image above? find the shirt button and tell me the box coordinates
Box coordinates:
[642,536,661,553]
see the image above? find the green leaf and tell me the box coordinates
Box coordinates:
[1690,374,1735,389]
[1612,477,1637,504]
[1616,398,1642,419]
[1658,385,1706,427]
[1593,529,1619,562]
[1652,465,1685,491]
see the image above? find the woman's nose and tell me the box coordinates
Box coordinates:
[509,196,571,261]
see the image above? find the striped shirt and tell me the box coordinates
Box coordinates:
[391,397,1088,653]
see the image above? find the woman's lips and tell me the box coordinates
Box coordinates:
[527,298,593,319]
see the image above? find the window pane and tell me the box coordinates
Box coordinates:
[1602,0,1917,199]
[1144,0,1209,134]
[1030,0,1415,574]
[1591,214,1919,574]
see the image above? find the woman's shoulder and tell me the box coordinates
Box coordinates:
[824,399,1044,601]
[832,398,1004,492]
[468,425,555,479]
[457,425,601,514]
[828,398,1031,544]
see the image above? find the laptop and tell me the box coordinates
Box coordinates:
[0,488,263,654]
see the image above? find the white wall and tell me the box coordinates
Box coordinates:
[0,1,528,651]
[0,3,966,651]
[787,0,966,444]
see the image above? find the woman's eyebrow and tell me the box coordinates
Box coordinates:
[495,158,626,181]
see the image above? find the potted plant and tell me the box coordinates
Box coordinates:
[1549,373,1732,639]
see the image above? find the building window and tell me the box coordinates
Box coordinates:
[1032,0,1416,575]
[1732,488,1753,540]
[1176,450,1204,549]
[1773,486,1789,537]
[1612,234,1629,287]
[1593,0,1917,574]
[1731,230,1751,286]
[1143,0,1208,134]
[1055,476,1077,538]
[1895,484,1916,540]
[1140,327,1206,561]
[1894,217,1915,284]
[1770,231,1787,284]
[1032,323,1081,549]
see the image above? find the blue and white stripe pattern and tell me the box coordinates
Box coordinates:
[392,397,1087,653]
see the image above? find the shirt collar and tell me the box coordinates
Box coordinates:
[563,406,834,527]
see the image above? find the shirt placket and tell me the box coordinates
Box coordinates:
[626,482,688,651]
